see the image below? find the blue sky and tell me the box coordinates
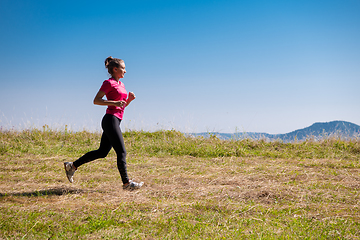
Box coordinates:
[0,0,359,134]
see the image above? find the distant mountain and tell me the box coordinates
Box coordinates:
[273,121,360,142]
[191,121,360,142]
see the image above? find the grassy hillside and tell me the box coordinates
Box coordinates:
[0,128,359,239]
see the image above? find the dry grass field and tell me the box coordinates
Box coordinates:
[0,128,359,239]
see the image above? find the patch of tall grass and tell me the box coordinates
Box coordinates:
[1,128,359,160]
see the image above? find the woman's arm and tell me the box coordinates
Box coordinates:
[125,92,136,107]
[93,91,126,108]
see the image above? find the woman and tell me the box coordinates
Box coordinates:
[64,56,143,190]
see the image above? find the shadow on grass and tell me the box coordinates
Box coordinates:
[0,187,85,197]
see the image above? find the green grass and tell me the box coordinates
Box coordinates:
[0,128,359,239]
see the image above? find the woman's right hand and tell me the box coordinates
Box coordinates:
[93,90,127,108]
[114,100,127,108]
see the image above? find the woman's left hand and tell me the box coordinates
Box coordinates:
[125,92,136,107]
[128,92,136,101]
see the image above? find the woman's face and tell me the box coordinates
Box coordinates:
[113,62,126,79]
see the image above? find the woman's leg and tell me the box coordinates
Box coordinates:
[73,124,112,169]
[101,114,129,184]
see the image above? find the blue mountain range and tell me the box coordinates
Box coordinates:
[192,121,360,142]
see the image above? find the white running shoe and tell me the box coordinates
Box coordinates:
[123,180,144,191]
[64,162,76,183]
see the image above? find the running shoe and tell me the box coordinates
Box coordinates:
[64,162,76,183]
[123,180,144,190]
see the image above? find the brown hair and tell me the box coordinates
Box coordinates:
[104,56,124,76]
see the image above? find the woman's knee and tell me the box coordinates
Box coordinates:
[116,150,126,158]
[96,148,111,158]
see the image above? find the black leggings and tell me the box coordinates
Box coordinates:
[73,114,129,184]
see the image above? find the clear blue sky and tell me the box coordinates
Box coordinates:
[1,0,359,134]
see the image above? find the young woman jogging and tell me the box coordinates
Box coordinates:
[64,56,143,190]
